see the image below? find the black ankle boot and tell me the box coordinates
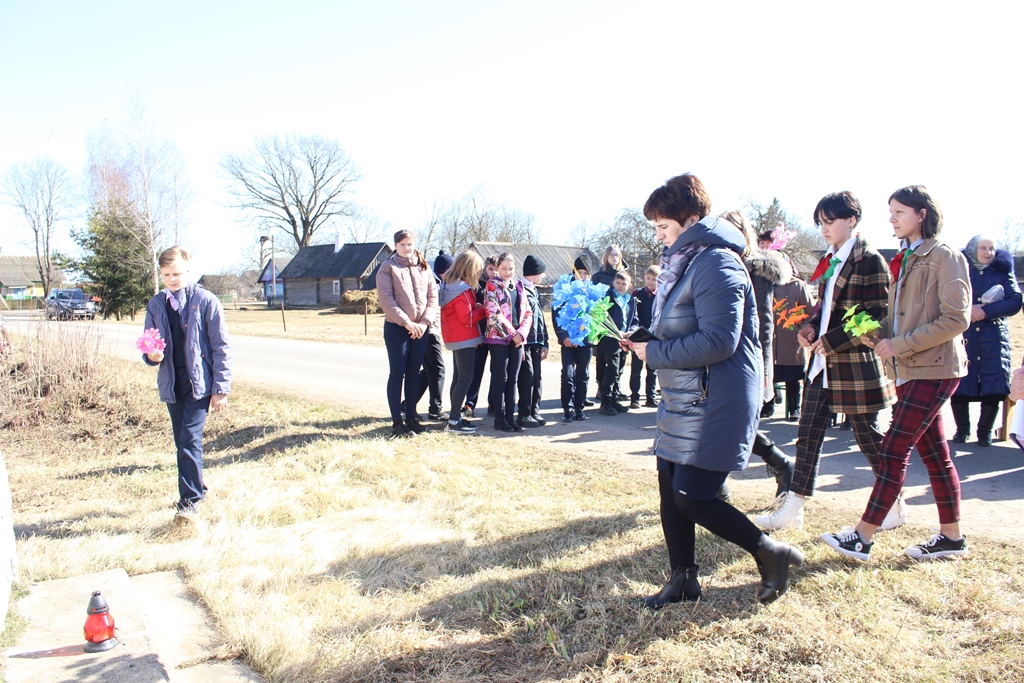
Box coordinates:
[641,566,700,609]
[977,403,1000,446]
[752,432,794,498]
[754,535,804,604]
[950,401,970,443]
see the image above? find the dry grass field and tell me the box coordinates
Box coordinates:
[2,321,1024,682]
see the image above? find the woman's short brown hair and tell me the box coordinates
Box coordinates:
[643,174,712,225]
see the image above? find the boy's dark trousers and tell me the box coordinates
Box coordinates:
[517,345,544,418]
[629,351,657,401]
[560,345,592,414]
[417,332,445,417]
[167,393,211,510]
[598,338,626,400]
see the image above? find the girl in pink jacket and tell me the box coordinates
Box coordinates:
[483,252,533,433]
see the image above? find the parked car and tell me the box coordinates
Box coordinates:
[45,289,96,320]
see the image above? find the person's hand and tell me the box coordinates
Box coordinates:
[797,325,816,348]
[210,394,228,412]
[970,305,986,323]
[540,347,548,361]
[619,339,632,352]
[147,350,164,363]
[632,341,648,361]
[1010,366,1024,401]
[863,336,896,360]
[512,332,525,347]
[809,339,826,356]
[562,337,575,348]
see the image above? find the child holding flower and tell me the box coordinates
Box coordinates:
[142,246,232,522]
[484,252,533,433]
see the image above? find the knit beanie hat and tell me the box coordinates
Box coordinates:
[523,255,547,276]
[573,256,589,273]
[433,250,454,276]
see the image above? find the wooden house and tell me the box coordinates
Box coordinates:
[255,256,291,302]
[0,255,64,300]
[279,241,391,307]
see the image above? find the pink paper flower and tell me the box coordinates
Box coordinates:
[768,222,796,251]
[136,328,166,354]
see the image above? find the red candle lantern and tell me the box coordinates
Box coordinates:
[83,590,117,653]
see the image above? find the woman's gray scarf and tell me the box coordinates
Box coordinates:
[652,243,708,330]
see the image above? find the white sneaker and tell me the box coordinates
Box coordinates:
[880,492,908,531]
[754,492,804,530]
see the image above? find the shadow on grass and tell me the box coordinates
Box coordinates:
[314,511,769,682]
[15,510,137,540]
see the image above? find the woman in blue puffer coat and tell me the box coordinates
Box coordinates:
[950,236,1022,445]
[629,174,802,608]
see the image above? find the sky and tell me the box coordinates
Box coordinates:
[1,0,1022,277]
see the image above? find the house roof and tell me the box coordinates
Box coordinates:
[255,257,291,284]
[0,255,64,288]
[279,243,389,280]
[468,242,599,287]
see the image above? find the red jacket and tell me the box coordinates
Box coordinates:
[440,281,487,350]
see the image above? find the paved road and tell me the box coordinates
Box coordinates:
[9,314,1024,544]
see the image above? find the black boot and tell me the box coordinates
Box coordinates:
[599,397,618,416]
[950,401,970,443]
[977,403,1000,447]
[754,535,804,604]
[751,432,794,498]
[716,480,732,502]
[640,566,700,610]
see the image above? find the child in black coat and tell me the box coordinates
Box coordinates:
[517,255,550,427]
[599,271,639,416]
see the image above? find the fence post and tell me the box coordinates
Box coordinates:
[364,300,368,335]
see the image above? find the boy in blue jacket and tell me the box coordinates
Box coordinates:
[599,271,639,416]
[142,246,232,522]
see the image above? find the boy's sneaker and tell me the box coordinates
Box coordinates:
[754,492,804,531]
[880,492,908,531]
[428,411,443,421]
[904,533,968,560]
[821,527,872,561]
[517,415,541,428]
[629,399,641,410]
[532,412,547,426]
[573,411,588,421]
[583,398,595,407]
[600,403,618,416]
[462,405,475,419]
[446,420,478,434]
[644,398,658,408]
[561,412,573,424]
[613,402,629,413]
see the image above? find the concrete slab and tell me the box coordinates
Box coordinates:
[4,568,169,682]
[131,571,261,683]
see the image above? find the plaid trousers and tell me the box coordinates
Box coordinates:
[791,375,885,498]
[862,378,961,527]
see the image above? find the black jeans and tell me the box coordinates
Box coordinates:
[488,342,523,424]
[448,347,477,422]
[383,321,427,422]
[417,332,445,416]
[465,344,491,410]
[560,344,592,413]
[517,345,544,418]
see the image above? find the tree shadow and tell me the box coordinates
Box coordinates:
[309,511,772,682]
[15,510,136,540]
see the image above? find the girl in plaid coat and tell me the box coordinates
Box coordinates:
[756,192,897,531]
[823,186,971,562]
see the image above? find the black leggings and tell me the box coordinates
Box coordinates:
[658,461,764,570]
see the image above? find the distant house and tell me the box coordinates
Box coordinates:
[467,242,600,287]
[197,271,262,301]
[255,257,291,302]
[0,255,64,300]
[279,241,391,307]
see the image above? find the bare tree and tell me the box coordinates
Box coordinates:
[995,217,1023,255]
[421,187,538,255]
[744,198,823,278]
[221,134,361,249]
[84,102,194,293]
[340,207,391,244]
[1,157,74,294]
[587,208,660,278]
